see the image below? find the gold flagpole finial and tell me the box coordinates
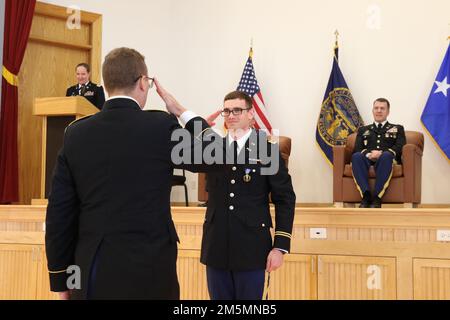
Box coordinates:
[249,38,254,58]
[334,30,339,46]
[447,23,450,40]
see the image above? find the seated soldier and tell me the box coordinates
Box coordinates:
[351,98,406,208]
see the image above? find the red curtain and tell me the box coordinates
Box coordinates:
[0,0,36,203]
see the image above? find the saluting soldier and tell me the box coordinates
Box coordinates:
[352,98,406,208]
[173,91,296,300]
[46,48,213,300]
[66,63,106,110]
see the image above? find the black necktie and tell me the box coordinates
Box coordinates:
[232,141,238,163]
[377,123,382,130]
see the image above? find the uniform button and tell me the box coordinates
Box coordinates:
[231,179,236,184]
[229,205,234,210]
[232,166,237,171]
[230,193,235,198]
[378,135,381,138]
[377,140,380,143]
[262,223,266,227]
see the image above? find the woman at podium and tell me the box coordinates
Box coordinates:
[66,63,106,109]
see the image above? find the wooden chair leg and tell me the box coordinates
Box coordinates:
[344,202,357,208]
[183,184,189,207]
[334,202,344,208]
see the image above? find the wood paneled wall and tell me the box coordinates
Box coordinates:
[1,206,450,300]
[18,2,102,204]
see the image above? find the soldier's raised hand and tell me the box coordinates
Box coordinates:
[154,78,186,116]
[206,110,222,127]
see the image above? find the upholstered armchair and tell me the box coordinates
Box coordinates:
[333,131,424,207]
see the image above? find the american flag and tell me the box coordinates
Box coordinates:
[237,48,273,133]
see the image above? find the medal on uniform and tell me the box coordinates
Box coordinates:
[243,168,251,183]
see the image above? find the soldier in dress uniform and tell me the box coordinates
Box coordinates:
[66,63,106,109]
[46,48,212,300]
[173,91,296,300]
[352,98,406,208]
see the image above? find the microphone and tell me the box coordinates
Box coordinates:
[80,84,87,96]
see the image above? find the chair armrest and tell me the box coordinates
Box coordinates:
[402,143,422,158]
[333,146,348,201]
[333,146,346,176]
[401,144,423,203]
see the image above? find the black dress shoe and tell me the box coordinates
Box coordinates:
[370,196,382,208]
[359,191,372,208]
[359,200,370,208]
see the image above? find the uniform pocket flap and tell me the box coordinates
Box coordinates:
[237,214,273,228]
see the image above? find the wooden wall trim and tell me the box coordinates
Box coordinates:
[29,35,92,51]
[18,2,103,204]
[90,16,102,84]
[35,1,101,24]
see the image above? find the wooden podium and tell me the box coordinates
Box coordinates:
[33,97,99,200]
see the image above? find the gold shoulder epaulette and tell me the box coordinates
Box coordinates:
[65,115,94,135]
[67,115,93,127]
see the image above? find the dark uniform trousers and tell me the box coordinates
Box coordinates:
[193,130,296,300]
[206,266,265,300]
[351,122,406,198]
[352,152,395,198]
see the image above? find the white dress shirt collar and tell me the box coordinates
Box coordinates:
[374,120,388,128]
[107,95,141,108]
[77,81,90,89]
[228,129,253,153]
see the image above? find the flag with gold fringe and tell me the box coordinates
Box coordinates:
[421,43,450,162]
[316,39,364,165]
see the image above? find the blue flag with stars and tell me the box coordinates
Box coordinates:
[316,45,364,165]
[421,44,450,162]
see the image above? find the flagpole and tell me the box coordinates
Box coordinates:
[334,30,339,48]
[249,38,253,58]
[333,30,339,61]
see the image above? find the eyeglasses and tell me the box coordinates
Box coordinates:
[134,75,154,88]
[221,107,251,117]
